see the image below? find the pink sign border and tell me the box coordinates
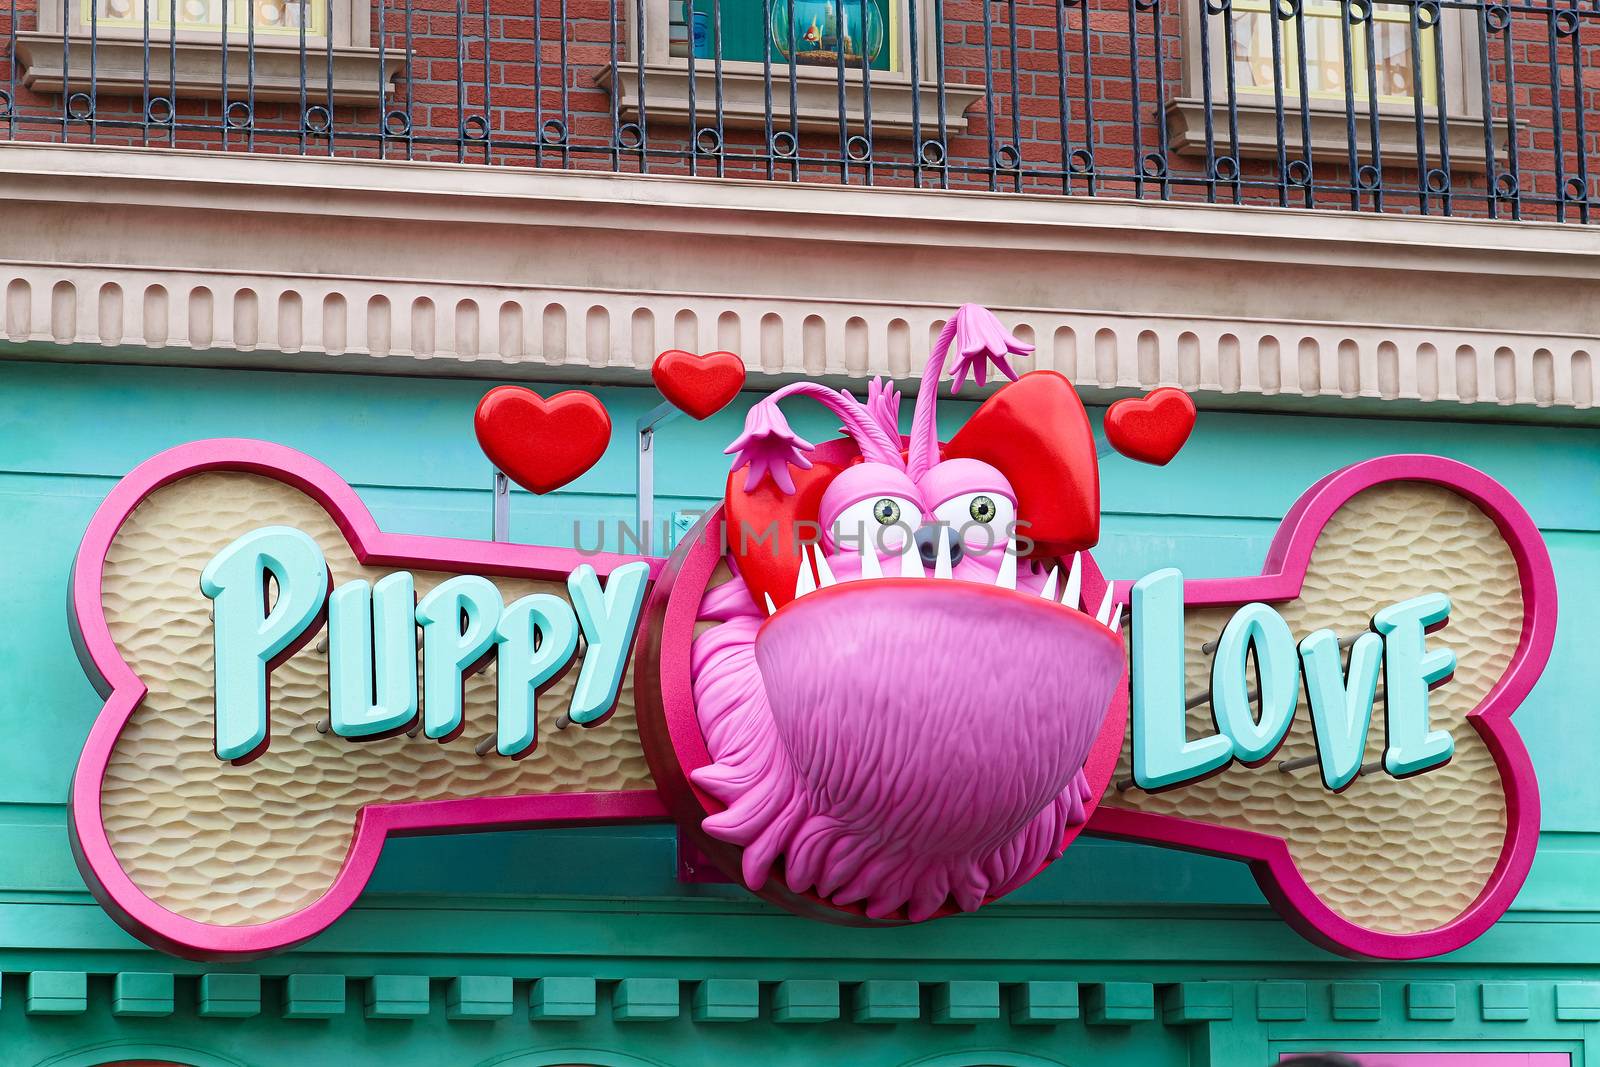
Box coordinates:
[1089,453,1557,960]
[68,438,671,961]
[68,443,1554,961]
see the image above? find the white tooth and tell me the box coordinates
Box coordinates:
[995,536,1017,590]
[795,548,817,599]
[1062,552,1083,610]
[859,542,883,580]
[764,593,778,616]
[933,530,953,579]
[813,547,837,589]
[1108,603,1123,633]
[1094,585,1115,626]
[1040,566,1060,601]
[898,532,923,578]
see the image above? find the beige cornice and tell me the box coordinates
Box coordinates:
[0,142,1594,413]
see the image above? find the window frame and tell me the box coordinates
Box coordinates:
[16,0,398,105]
[598,0,985,137]
[1167,0,1500,170]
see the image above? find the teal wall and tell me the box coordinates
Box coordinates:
[1,359,1598,1067]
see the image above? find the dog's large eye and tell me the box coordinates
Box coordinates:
[832,495,919,552]
[933,491,1017,554]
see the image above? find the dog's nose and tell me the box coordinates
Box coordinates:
[914,524,964,568]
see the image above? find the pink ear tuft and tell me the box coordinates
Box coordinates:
[864,377,903,442]
[907,304,1034,480]
[949,304,1033,393]
[724,400,815,494]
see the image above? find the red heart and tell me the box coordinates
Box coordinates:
[474,386,612,495]
[945,370,1101,557]
[1105,387,1197,466]
[653,349,747,421]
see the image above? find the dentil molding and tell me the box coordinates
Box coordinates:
[0,143,1594,412]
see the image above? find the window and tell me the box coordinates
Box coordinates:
[1167,0,1495,169]
[1230,0,1437,106]
[675,0,895,72]
[16,0,397,106]
[84,0,328,39]
[600,0,982,138]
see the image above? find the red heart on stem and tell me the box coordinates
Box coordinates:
[474,386,612,495]
[1105,387,1197,466]
[652,349,746,421]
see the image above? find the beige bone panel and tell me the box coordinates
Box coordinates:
[1101,481,1518,935]
[99,471,654,927]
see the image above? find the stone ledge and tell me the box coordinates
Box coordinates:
[0,142,1593,413]
[15,34,401,107]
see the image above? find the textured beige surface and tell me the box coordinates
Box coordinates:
[1101,482,1518,934]
[99,471,653,927]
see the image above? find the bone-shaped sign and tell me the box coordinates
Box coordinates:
[1091,455,1555,959]
[69,440,1553,961]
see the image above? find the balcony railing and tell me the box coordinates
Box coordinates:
[1,0,1596,221]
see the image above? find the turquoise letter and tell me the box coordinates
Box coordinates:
[495,594,580,758]
[1375,593,1456,778]
[200,526,329,762]
[1210,602,1299,764]
[566,561,651,727]
[1132,568,1233,790]
[1299,628,1383,791]
[416,575,502,741]
[328,572,419,739]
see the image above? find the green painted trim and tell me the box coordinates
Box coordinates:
[365,974,430,1019]
[1556,982,1600,1021]
[445,975,512,1020]
[1161,982,1233,1024]
[1406,981,1458,1021]
[283,973,347,1019]
[692,978,759,1023]
[199,973,261,1019]
[1256,981,1309,1022]
[772,980,840,1023]
[1481,982,1532,1022]
[931,981,1000,1025]
[612,978,680,1022]
[853,979,920,1024]
[1330,981,1383,1022]
[1083,982,1155,1025]
[25,971,85,1016]
[1008,981,1079,1025]
[112,971,174,1018]
[531,976,597,1020]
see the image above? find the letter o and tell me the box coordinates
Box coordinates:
[1210,602,1300,764]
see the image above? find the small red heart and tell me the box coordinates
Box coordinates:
[1105,387,1197,466]
[945,370,1101,557]
[653,349,747,421]
[474,386,612,495]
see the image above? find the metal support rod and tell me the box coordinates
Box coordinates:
[637,400,682,551]
[1278,755,1384,776]
[492,469,510,543]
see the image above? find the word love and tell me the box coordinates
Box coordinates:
[201,526,650,762]
[1130,568,1456,792]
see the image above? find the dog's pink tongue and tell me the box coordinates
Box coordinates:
[753,579,1125,860]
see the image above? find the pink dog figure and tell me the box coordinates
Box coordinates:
[688,305,1128,922]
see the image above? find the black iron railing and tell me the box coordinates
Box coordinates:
[1,0,1596,220]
